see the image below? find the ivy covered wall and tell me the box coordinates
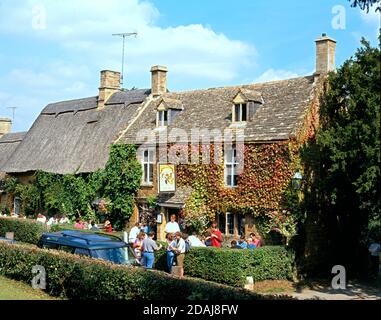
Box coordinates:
[168,142,303,241]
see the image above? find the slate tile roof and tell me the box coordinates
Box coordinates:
[118,75,317,144]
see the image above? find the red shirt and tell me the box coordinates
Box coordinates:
[74,223,85,230]
[105,224,113,233]
[211,229,223,247]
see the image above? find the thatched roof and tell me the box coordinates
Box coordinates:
[0,132,26,179]
[118,76,318,144]
[2,89,150,174]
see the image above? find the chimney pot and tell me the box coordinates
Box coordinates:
[151,65,168,97]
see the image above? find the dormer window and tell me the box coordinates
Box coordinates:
[234,103,247,122]
[231,89,264,124]
[157,110,168,127]
[156,97,183,128]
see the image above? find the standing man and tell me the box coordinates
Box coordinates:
[164,214,180,236]
[172,232,186,279]
[210,221,223,248]
[142,231,162,269]
[129,222,141,243]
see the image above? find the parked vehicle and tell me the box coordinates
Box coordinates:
[37,230,140,266]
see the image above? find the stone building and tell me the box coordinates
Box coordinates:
[0,34,336,241]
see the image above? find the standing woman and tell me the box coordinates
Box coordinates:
[141,231,162,269]
[133,232,146,263]
[166,233,176,273]
[172,232,186,279]
[210,221,223,248]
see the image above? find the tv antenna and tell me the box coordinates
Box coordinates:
[7,107,17,123]
[112,32,138,87]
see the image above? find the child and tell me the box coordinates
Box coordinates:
[230,240,242,249]
[247,238,257,249]
[104,220,113,233]
[237,235,248,249]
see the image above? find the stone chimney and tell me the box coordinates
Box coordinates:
[315,33,337,75]
[151,65,168,97]
[98,70,121,109]
[0,118,12,138]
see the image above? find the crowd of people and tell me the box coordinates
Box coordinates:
[128,216,186,278]
[127,215,262,278]
[34,213,115,233]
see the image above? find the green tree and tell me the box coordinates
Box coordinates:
[100,144,142,230]
[349,0,381,12]
[302,39,380,275]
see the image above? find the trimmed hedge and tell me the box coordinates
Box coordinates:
[155,246,295,287]
[0,242,293,300]
[0,218,296,288]
[0,217,46,245]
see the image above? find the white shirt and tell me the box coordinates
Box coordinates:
[188,235,206,247]
[129,226,141,242]
[164,221,180,234]
[59,217,70,224]
[174,238,186,254]
[369,243,381,257]
[36,216,47,224]
[46,218,57,226]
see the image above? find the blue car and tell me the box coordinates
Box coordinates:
[37,230,139,266]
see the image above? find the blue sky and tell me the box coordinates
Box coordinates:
[0,0,379,132]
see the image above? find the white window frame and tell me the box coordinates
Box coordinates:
[141,148,155,185]
[157,110,169,127]
[233,103,247,122]
[224,147,239,187]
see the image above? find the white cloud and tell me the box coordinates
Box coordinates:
[254,69,299,83]
[0,0,257,131]
[360,7,381,40]
[0,0,255,83]
[360,7,380,25]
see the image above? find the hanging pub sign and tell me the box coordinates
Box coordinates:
[158,163,176,193]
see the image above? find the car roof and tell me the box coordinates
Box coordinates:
[41,230,128,250]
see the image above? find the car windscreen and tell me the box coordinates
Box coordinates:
[91,246,137,265]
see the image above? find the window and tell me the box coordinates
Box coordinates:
[234,103,247,122]
[157,110,168,127]
[219,212,245,236]
[225,147,239,187]
[227,213,234,235]
[74,248,91,257]
[142,149,155,185]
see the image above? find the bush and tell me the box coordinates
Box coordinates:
[0,218,296,288]
[0,242,293,300]
[155,246,295,287]
[0,217,46,245]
